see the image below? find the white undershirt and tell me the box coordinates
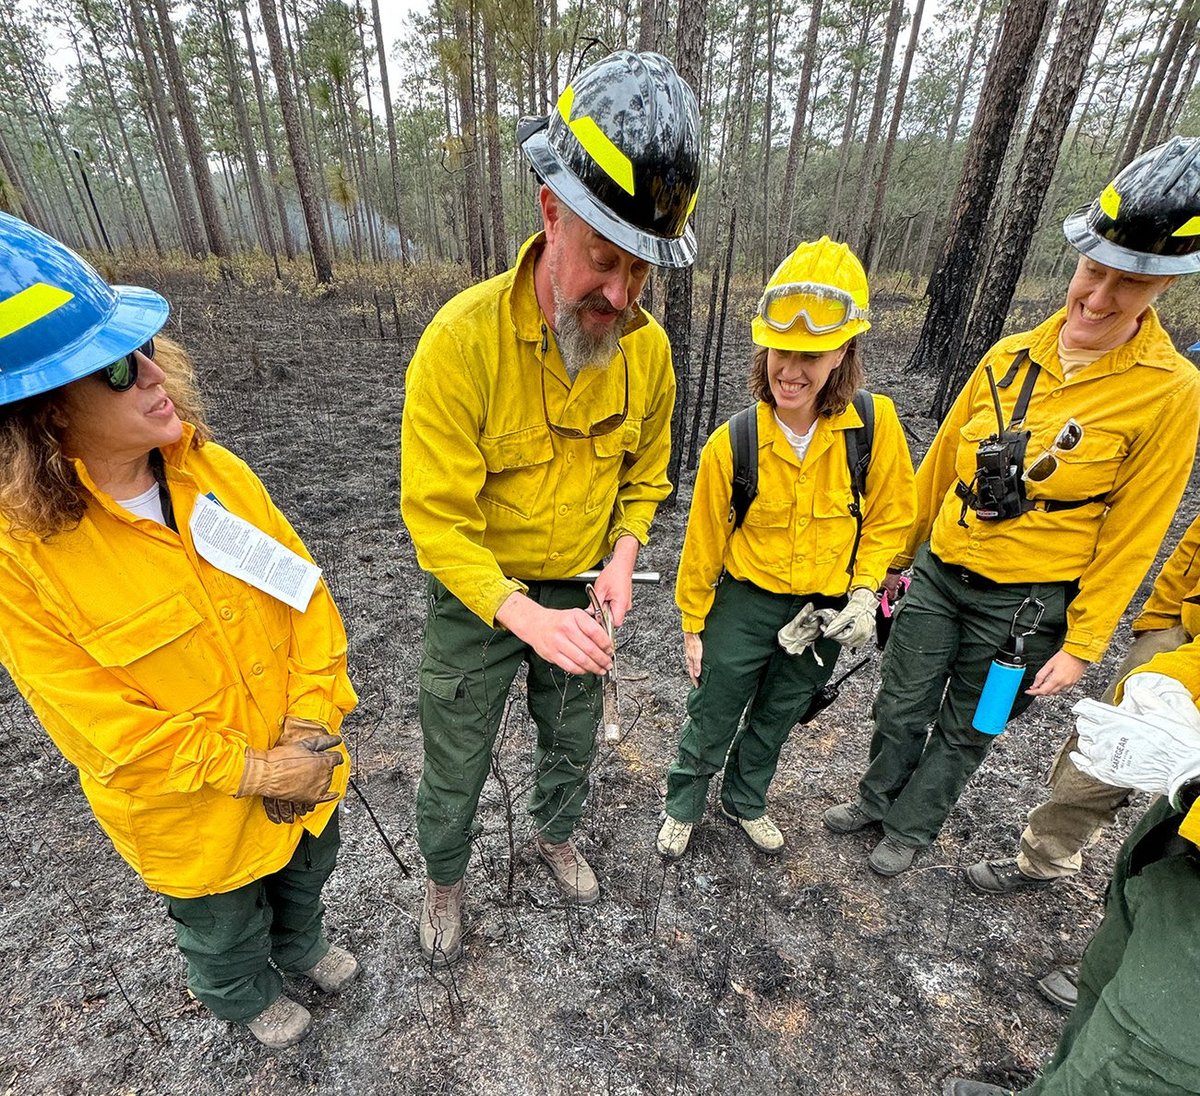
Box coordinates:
[117,482,166,526]
[774,412,818,461]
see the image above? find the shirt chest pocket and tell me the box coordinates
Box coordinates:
[78,591,229,714]
[1029,426,1125,499]
[741,498,793,572]
[587,418,642,514]
[478,427,554,519]
[811,488,857,563]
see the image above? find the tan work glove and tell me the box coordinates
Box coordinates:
[236,733,344,808]
[778,602,838,657]
[822,587,879,649]
[263,717,336,825]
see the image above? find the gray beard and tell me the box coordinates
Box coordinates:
[551,283,636,379]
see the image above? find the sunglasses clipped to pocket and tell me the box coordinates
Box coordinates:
[99,337,156,392]
[1023,419,1083,483]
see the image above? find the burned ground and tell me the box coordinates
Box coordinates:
[2,262,1197,1096]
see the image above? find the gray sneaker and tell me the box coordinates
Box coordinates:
[942,1081,1014,1096]
[823,800,876,834]
[245,994,312,1050]
[300,943,359,993]
[420,877,465,967]
[868,835,916,876]
[965,857,1055,895]
[1036,966,1078,1011]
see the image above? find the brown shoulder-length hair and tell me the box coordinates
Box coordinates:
[0,335,212,540]
[748,338,865,417]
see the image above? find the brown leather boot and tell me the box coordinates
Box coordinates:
[536,837,600,904]
[245,994,312,1049]
[420,877,465,967]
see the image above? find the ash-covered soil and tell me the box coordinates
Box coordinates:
[2,262,1197,1096]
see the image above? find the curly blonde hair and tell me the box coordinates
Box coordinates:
[748,339,865,417]
[0,336,212,540]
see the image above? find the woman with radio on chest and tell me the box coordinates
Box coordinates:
[823,138,1200,878]
[0,213,358,1049]
[656,238,916,861]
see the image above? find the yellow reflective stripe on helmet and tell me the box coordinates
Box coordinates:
[0,282,74,340]
[557,84,635,197]
[1099,183,1121,220]
[1173,215,1200,237]
[686,187,698,217]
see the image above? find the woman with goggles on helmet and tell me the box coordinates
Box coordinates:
[0,213,358,1049]
[657,238,916,861]
[825,137,1200,880]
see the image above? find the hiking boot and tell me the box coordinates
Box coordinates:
[868,835,915,876]
[823,800,876,834]
[299,944,359,993]
[656,816,694,859]
[245,994,312,1050]
[420,877,465,967]
[721,806,784,854]
[965,857,1056,895]
[1037,966,1078,1011]
[942,1081,1013,1096]
[537,838,600,904]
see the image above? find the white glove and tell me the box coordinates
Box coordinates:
[778,602,838,657]
[1070,672,1200,804]
[822,587,879,649]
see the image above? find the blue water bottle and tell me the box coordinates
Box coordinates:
[972,647,1025,735]
[972,595,1043,735]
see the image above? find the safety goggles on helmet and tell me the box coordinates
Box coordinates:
[100,337,155,392]
[756,282,869,336]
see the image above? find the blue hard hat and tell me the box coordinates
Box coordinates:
[0,212,169,405]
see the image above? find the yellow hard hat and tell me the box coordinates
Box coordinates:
[751,236,871,352]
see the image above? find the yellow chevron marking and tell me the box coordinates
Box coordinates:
[557,85,635,196]
[1099,183,1121,220]
[1172,215,1200,237]
[0,282,74,340]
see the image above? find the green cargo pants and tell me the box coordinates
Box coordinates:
[165,812,340,1022]
[665,576,843,823]
[415,575,601,885]
[1023,797,1200,1095]
[856,544,1072,848]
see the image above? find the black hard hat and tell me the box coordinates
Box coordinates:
[1063,137,1200,275]
[520,50,701,268]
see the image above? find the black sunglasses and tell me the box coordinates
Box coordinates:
[99,337,155,392]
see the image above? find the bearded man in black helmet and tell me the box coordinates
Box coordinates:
[400,51,700,967]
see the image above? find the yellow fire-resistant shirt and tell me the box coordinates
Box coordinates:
[401,233,676,625]
[1134,512,1200,639]
[676,397,917,632]
[897,307,1200,663]
[0,425,357,898]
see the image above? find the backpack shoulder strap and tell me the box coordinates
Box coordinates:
[728,404,759,529]
[845,389,875,498]
[843,390,875,578]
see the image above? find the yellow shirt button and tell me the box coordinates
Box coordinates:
[252,662,264,676]
[219,606,233,620]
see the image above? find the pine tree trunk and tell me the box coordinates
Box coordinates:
[147,0,230,258]
[863,0,925,272]
[258,0,335,282]
[905,0,1052,414]
[779,0,824,254]
[949,0,1107,408]
[452,0,484,278]
[371,0,408,262]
